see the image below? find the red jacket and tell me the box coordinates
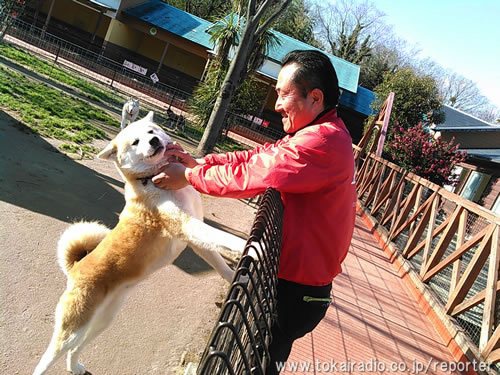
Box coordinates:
[187,109,356,286]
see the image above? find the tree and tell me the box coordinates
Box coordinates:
[163,0,232,21]
[373,67,443,136]
[388,124,466,186]
[196,0,291,155]
[0,0,31,41]
[312,0,386,64]
[272,0,318,46]
[358,34,416,89]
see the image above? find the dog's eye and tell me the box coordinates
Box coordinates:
[148,130,154,134]
[132,139,139,146]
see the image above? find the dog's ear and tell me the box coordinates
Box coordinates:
[145,111,154,121]
[97,142,117,161]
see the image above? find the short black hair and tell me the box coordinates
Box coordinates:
[282,50,340,108]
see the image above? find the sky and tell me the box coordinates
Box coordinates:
[336,0,500,108]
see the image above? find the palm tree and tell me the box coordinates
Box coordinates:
[197,0,290,155]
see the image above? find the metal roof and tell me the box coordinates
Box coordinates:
[434,105,496,130]
[89,0,119,10]
[267,30,360,93]
[124,1,360,92]
[124,0,214,49]
[464,149,500,163]
[339,86,376,116]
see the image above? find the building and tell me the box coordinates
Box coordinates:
[20,0,373,142]
[434,105,500,214]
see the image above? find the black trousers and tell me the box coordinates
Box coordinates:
[266,278,332,374]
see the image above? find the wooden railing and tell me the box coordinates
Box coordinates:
[354,146,500,365]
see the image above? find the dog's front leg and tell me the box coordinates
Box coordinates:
[182,218,247,282]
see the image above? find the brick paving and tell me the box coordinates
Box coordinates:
[3,35,472,374]
[281,211,463,374]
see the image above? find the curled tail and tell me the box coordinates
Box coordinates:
[57,221,110,276]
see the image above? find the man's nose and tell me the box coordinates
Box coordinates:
[275,97,282,112]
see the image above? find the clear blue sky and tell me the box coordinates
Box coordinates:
[333,0,500,108]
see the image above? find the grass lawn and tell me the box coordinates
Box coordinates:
[0,64,113,156]
[0,42,248,155]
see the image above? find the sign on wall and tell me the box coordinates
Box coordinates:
[123,60,147,76]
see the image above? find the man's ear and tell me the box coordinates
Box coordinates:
[310,88,324,106]
[97,142,117,161]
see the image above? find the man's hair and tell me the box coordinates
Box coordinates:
[282,50,340,108]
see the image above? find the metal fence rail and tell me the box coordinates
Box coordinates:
[5,17,284,146]
[198,189,283,374]
[354,146,500,366]
[6,17,192,111]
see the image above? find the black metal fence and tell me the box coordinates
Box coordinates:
[5,17,286,146]
[6,17,192,111]
[198,189,283,374]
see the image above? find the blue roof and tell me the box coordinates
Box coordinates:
[124,0,214,49]
[267,30,360,93]
[339,86,376,116]
[124,1,360,92]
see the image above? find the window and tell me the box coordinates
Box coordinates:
[459,171,490,202]
[491,195,500,215]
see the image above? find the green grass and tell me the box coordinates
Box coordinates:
[0,43,123,107]
[0,65,114,151]
[0,42,248,154]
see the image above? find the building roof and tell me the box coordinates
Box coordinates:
[339,86,376,116]
[266,30,360,93]
[124,0,360,93]
[434,105,497,130]
[465,149,500,164]
[124,0,214,49]
[88,0,120,10]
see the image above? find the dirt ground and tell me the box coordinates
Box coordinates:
[0,110,257,374]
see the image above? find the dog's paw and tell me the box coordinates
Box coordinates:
[245,241,264,261]
[68,362,87,375]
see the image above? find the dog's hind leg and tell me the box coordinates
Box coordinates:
[34,289,96,375]
[33,317,86,375]
[66,291,126,374]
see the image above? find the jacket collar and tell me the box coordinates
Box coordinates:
[289,107,338,137]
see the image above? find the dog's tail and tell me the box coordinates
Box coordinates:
[57,221,110,276]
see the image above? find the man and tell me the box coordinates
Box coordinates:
[153,50,356,373]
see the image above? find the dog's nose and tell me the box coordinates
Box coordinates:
[149,136,160,147]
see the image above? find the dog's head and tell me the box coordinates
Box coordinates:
[98,112,171,180]
[124,98,140,115]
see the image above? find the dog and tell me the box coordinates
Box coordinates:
[33,112,247,375]
[120,98,140,129]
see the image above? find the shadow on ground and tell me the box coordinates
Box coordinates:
[0,111,123,226]
[0,110,244,277]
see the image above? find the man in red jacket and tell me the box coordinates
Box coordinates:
[153,50,356,373]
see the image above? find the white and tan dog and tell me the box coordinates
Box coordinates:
[120,98,140,130]
[33,112,246,375]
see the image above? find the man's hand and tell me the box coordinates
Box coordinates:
[152,163,190,190]
[164,142,204,169]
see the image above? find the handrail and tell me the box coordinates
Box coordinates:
[355,150,500,365]
[198,189,283,374]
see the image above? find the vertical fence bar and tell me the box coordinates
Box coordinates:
[198,189,283,374]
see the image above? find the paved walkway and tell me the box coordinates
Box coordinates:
[2,35,468,374]
[282,211,462,375]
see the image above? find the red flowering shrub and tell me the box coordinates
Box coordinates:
[387,124,466,186]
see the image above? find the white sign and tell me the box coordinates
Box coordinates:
[123,60,147,75]
[150,73,159,84]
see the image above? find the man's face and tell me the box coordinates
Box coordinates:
[275,64,322,133]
